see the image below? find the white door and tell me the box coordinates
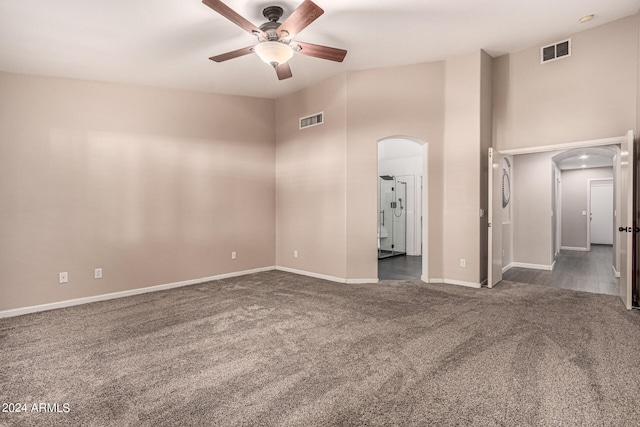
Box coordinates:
[488,148,503,288]
[589,180,614,245]
[619,130,634,309]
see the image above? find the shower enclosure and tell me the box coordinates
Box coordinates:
[378,175,407,259]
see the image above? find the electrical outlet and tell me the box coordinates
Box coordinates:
[294,250,298,258]
[94,268,102,279]
[231,251,237,260]
[59,272,68,284]
[459,259,466,268]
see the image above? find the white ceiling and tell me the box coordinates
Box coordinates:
[1,0,639,99]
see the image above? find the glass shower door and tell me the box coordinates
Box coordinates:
[378,176,406,259]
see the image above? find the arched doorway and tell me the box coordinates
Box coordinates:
[377,136,428,281]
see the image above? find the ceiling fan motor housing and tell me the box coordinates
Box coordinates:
[263,6,284,22]
[260,6,284,41]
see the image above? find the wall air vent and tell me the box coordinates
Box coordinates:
[541,39,571,63]
[299,112,324,130]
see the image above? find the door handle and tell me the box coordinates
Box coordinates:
[618,227,640,232]
[619,227,630,232]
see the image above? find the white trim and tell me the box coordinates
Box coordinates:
[511,262,553,271]
[560,246,588,252]
[275,266,346,283]
[429,278,482,289]
[0,266,276,319]
[346,278,379,284]
[502,263,514,274]
[376,136,429,282]
[499,136,622,156]
[612,265,620,278]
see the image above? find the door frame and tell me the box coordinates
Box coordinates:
[492,132,634,309]
[487,148,504,288]
[587,178,614,250]
[376,136,429,282]
[554,163,562,258]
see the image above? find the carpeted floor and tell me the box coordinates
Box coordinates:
[1,270,640,426]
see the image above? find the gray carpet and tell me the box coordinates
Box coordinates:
[1,270,640,426]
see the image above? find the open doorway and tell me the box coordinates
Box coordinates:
[499,146,619,296]
[551,147,617,295]
[377,137,425,280]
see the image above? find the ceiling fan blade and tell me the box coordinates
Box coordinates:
[294,41,347,62]
[202,0,265,38]
[275,62,293,80]
[209,46,255,63]
[277,0,324,39]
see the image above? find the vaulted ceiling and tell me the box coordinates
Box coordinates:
[1,0,639,99]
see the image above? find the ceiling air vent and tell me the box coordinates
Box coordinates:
[299,112,324,130]
[541,39,571,63]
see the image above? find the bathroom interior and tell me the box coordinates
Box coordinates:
[377,138,424,280]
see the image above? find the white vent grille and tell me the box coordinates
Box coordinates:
[299,112,324,129]
[541,39,571,63]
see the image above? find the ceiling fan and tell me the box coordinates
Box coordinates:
[202,0,347,80]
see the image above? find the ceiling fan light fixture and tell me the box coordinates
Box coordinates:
[254,41,294,67]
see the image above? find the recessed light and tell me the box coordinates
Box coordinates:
[581,164,587,168]
[579,154,589,159]
[579,15,594,24]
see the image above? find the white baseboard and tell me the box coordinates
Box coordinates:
[346,278,379,284]
[612,265,621,278]
[502,263,514,274]
[0,266,276,319]
[561,246,588,252]
[275,267,379,285]
[510,262,553,271]
[429,278,482,289]
[275,266,348,283]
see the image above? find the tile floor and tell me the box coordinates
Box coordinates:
[502,244,618,296]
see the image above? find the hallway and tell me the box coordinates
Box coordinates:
[502,244,618,296]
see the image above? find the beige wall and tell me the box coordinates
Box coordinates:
[493,15,638,151]
[0,71,276,312]
[275,75,348,279]
[442,52,480,283]
[513,151,559,267]
[6,11,640,313]
[560,167,614,249]
[345,62,446,280]
[279,54,490,285]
